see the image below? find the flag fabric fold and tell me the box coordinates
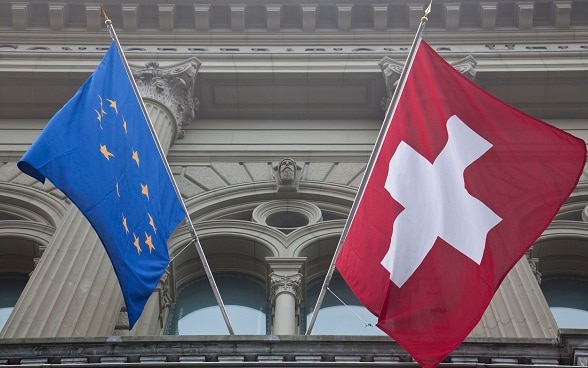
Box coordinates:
[18,42,186,329]
[335,39,586,368]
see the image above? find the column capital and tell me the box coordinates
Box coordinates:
[269,272,303,304]
[266,257,306,304]
[131,57,201,140]
[379,53,477,110]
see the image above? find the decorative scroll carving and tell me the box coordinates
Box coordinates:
[273,158,302,192]
[269,272,303,304]
[159,268,174,311]
[131,58,201,139]
[527,255,542,284]
[379,54,477,110]
[378,56,404,111]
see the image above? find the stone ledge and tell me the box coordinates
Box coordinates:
[0,334,581,366]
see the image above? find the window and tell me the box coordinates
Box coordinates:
[305,274,384,335]
[0,275,28,331]
[167,274,268,335]
[541,277,588,329]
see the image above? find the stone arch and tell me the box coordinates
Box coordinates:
[529,222,588,330]
[531,222,588,278]
[184,181,355,221]
[0,221,54,274]
[288,221,345,281]
[166,180,356,335]
[177,180,356,280]
[0,183,67,227]
[555,183,588,221]
[169,220,282,288]
[0,183,64,275]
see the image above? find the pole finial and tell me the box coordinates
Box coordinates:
[422,0,433,22]
[100,5,112,26]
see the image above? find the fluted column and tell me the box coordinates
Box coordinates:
[1,205,123,337]
[125,58,200,336]
[3,57,200,338]
[471,257,558,338]
[111,102,179,336]
[267,257,306,335]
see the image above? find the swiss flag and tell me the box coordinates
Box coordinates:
[335,40,586,368]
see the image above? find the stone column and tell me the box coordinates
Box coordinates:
[2,57,200,338]
[121,58,201,336]
[1,206,123,337]
[267,257,306,335]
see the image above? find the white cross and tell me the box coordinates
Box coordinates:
[381,115,502,287]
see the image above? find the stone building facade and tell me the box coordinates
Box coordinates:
[0,0,587,365]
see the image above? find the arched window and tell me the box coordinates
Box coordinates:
[305,274,384,335]
[0,274,29,331]
[166,274,268,335]
[541,277,588,329]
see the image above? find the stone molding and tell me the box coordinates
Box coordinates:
[131,58,201,140]
[0,334,578,366]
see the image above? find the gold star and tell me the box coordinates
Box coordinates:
[145,232,155,253]
[122,214,129,234]
[100,144,115,160]
[94,109,103,129]
[148,213,157,233]
[122,116,127,134]
[107,98,118,115]
[132,150,140,167]
[141,183,149,200]
[98,95,107,116]
[133,233,142,254]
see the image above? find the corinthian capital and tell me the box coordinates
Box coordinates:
[269,272,303,304]
[379,53,477,110]
[131,57,201,139]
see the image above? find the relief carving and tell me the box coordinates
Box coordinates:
[131,58,201,139]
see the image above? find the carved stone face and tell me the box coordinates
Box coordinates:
[279,159,296,182]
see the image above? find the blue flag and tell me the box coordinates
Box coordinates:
[18,42,186,329]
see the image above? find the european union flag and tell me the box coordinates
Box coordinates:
[18,42,186,329]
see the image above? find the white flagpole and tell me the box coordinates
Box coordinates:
[101,8,235,335]
[305,2,432,335]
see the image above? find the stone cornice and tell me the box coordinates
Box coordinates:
[1,1,586,38]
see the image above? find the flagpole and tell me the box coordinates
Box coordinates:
[305,2,432,335]
[101,8,235,335]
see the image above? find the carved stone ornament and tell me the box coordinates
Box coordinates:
[269,272,303,304]
[159,268,174,312]
[273,158,302,192]
[526,254,542,285]
[131,57,201,139]
[379,53,477,110]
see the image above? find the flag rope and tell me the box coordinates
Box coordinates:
[326,287,374,328]
[100,7,235,335]
[168,239,196,264]
[305,3,431,335]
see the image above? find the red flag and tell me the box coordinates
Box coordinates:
[335,40,586,368]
